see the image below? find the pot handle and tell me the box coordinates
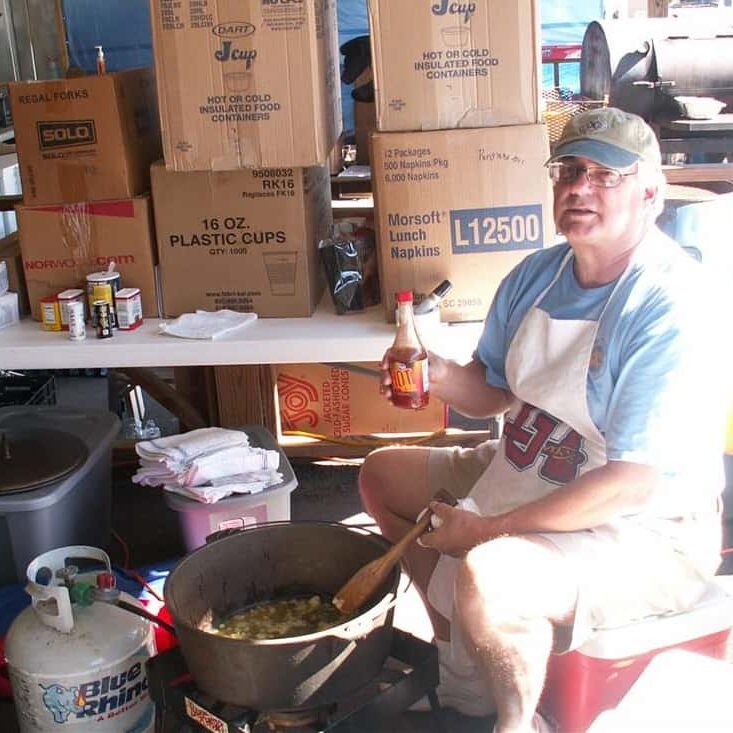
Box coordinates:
[329,576,414,641]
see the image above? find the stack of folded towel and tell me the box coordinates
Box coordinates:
[132,427,283,504]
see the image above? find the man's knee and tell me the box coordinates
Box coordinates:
[455,535,577,624]
[455,537,526,622]
[358,447,394,505]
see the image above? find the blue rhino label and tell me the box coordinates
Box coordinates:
[12,648,154,732]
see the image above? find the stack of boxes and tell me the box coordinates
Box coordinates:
[8,69,162,322]
[367,0,555,323]
[8,1,344,323]
[148,0,341,318]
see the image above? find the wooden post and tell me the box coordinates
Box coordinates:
[173,366,219,427]
[213,365,279,435]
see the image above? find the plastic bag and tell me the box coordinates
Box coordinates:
[319,220,380,314]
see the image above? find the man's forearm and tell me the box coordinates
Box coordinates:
[432,357,512,418]
[486,461,659,538]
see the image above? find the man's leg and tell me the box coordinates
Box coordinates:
[455,536,578,733]
[359,446,450,636]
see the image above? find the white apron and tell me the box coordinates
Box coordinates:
[427,249,628,621]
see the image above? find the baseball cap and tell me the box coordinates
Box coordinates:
[547,107,661,170]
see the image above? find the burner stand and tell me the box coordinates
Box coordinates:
[148,629,444,732]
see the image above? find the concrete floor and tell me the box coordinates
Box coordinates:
[2,374,732,732]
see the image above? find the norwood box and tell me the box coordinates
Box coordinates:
[151,161,331,318]
[16,197,159,321]
[368,0,541,132]
[150,0,342,169]
[276,362,446,437]
[9,69,161,205]
[372,124,554,323]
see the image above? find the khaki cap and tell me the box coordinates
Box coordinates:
[547,107,662,169]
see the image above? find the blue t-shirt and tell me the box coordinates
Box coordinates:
[475,228,727,509]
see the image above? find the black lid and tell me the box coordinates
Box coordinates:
[0,428,89,495]
[434,280,453,297]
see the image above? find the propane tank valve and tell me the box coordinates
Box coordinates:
[93,571,120,603]
[70,581,94,607]
[55,564,78,586]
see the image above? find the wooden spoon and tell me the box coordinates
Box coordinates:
[332,508,434,615]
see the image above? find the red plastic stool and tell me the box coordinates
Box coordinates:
[539,578,733,732]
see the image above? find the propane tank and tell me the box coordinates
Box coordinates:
[4,546,156,732]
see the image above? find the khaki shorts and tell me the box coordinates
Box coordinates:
[425,441,719,651]
[426,439,498,501]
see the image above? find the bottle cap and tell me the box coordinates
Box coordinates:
[396,290,413,303]
[434,280,453,297]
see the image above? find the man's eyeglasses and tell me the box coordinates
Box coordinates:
[547,162,638,188]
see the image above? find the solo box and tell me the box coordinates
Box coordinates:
[16,197,159,321]
[150,161,331,318]
[368,0,541,132]
[149,0,342,169]
[9,69,161,205]
[372,124,554,323]
[275,362,446,437]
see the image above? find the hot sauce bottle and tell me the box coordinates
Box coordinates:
[387,290,429,409]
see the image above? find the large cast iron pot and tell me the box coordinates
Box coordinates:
[164,521,401,711]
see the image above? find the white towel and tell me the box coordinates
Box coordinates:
[133,446,281,488]
[135,427,249,465]
[163,470,284,504]
[159,310,257,340]
[180,447,280,487]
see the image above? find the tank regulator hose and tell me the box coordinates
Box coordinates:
[116,599,177,637]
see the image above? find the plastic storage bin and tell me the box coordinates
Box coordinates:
[164,425,298,551]
[540,579,733,732]
[0,406,119,585]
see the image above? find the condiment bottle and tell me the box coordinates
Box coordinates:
[387,290,429,409]
[95,45,106,75]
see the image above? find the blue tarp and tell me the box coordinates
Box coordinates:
[541,1,604,91]
[63,0,153,73]
[542,2,604,44]
[337,0,369,133]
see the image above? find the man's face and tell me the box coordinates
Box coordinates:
[552,156,653,249]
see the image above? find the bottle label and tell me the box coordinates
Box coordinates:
[389,358,429,402]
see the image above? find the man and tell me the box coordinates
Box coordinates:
[359,108,729,732]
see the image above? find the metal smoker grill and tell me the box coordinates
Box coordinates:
[579,17,733,159]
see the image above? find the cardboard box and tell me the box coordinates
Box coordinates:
[354,101,376,165]
[0,232,29,315]
[372,125,554,323]
[150,0,342,169]
[368,0,541,132]
[9,69,161,205]
[150,160,331,318]
[16,197,159,321]
[275,362,446,437]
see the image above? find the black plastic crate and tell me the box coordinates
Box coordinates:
[0,373,56,407]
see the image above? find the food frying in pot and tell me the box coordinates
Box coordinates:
[212,595,350,640]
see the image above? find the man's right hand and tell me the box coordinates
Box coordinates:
[418,500,496,557]
[379,350,394,402]
[379,350,450,404]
